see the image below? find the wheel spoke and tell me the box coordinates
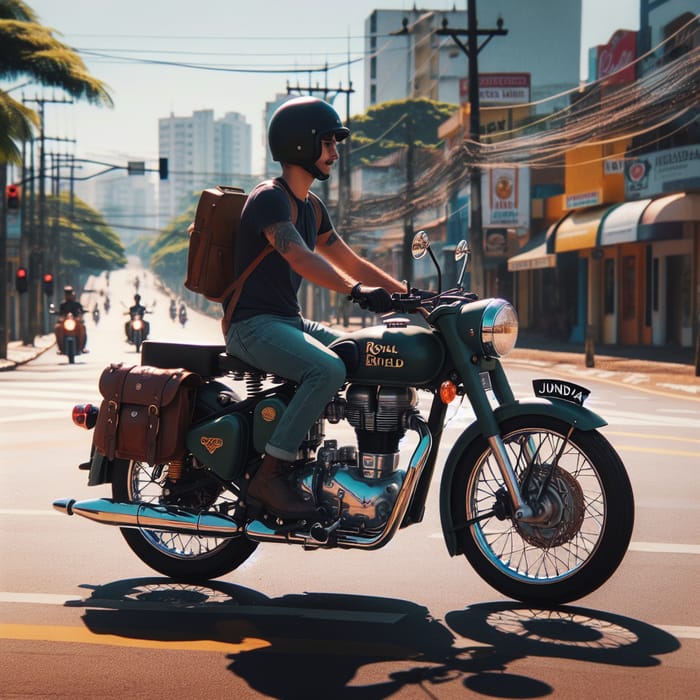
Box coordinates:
[128,460,235,560]
[467,425,607,585]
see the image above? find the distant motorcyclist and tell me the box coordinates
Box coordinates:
[56,286,87,352]
[169,298,177,322]
[92,302,100,325]
[178,302,188,327]
[124,293,150,340]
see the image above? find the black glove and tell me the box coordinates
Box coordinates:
[350,283,393,313]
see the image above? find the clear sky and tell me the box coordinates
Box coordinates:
[10,0,640,174]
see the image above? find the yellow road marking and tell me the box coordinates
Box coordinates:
[0,623,270,653]
[606,431,700,445]
[613,444,700,457]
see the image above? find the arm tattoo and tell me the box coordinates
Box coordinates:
[266,221,305,254]
[324,231,340,247]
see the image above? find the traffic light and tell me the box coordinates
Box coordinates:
[159,157,168,180]
[15,267,28,293]
[42,272,54,296]
[6,184,20,210]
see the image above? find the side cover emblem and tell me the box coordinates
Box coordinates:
[201,436,224,454]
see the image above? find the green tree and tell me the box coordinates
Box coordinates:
[1,0,113,352]
[350,98,457,165]
[0,0,112,164]
[53,192,127,282]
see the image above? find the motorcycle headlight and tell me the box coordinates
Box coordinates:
[481,300,518,358]
[64,318,77,331]
[132,320,143,330]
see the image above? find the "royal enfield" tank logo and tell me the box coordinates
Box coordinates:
[365,341,405,368]
[532,379,590,406]
[200,436,224,454]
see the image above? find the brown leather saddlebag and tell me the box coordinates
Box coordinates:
[93,363,201,464]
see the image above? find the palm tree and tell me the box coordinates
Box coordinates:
[0,0,113,355]
[0,0,113,163]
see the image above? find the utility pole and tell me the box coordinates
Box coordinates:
[437,1,507,297]
[22,95,73,342]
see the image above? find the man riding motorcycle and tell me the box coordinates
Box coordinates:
[124,293,150,341]
[223,96,405,520]
[55,285,87,353]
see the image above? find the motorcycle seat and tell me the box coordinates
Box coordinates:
[141,340,258,377]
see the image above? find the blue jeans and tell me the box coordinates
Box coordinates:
[226,314,347,461]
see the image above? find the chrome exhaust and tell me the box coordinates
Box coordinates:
[52,497,243,538]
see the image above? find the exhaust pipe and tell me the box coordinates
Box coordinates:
[52,497,242,538]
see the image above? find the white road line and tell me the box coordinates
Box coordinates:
[628,541,700,555]
[0,591,697,639]
[427,532,700,554]
[0,410,70,424]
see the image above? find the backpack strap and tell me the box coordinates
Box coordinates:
[220,178,324,335]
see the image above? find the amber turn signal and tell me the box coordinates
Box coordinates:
[439,380,457,404]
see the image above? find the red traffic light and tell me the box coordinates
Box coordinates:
[6,184,20,210]
[42,272,54,295]
[15,266,28,293]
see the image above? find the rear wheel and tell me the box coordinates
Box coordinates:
[451,415,634,604]
[112,458,257,581]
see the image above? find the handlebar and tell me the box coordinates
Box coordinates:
[351,288,479,315]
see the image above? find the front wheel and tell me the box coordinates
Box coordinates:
[65,338,76,364]
[112,458,257,581]
[451,415,634,604]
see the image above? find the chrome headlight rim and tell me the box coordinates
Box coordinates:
[481,299,518,358]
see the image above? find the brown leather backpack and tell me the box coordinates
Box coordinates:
[184,179,323,332]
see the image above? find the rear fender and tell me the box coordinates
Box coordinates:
[439,398,606,556]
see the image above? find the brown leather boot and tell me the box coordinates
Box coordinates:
[248,454,319,520]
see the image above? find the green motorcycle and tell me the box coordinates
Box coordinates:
[55,233,633,604]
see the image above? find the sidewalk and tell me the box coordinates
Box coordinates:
[507,331,700,399]
[0,335,56,372]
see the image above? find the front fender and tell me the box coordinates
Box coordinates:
[439,398,607,556]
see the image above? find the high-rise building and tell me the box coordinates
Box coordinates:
[158,109,252,225]
[364,3,581,113]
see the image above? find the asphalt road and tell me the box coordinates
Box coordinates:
[0,263,698,699]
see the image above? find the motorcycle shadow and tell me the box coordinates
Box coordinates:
[69,578,679,699]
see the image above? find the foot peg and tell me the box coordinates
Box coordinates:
[309,518,341,543]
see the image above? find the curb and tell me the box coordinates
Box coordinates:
[0,337,56,372]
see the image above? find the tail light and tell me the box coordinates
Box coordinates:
[64,318,77,332]
[72,403,98,429]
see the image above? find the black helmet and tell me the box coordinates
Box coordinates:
[268,97,349,180]
[134,294,141,303]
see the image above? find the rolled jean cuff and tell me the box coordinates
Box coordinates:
[265,443,297,463]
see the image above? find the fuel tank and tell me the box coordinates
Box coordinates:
[330,322,445,387]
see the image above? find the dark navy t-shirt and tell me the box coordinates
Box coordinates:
[230,177,332,322]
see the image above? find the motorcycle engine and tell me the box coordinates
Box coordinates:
[344,384,418,478]
[296,384,419,534]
